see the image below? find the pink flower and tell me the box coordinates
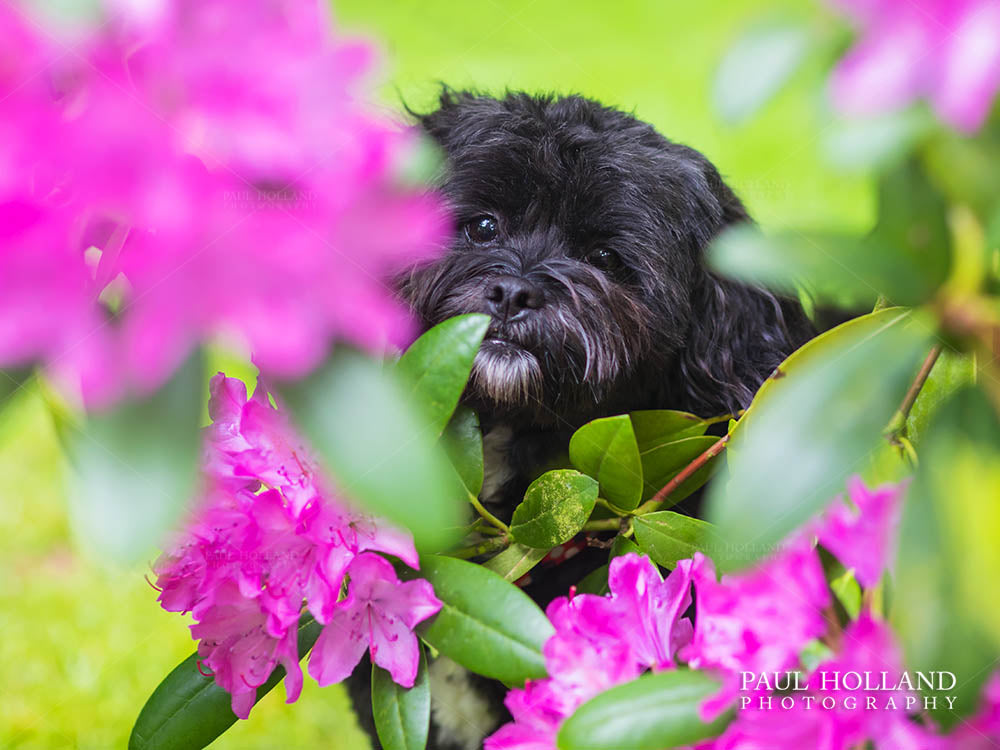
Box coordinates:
[486,555,691,749]
[190,580,303,720]
[828,0,1000,132]
[0,1,447,408]
[154,373,435,718]
[681,539,830,719]
[811,476,904,588]
[950,672,1000,748]
[308,553,441,688]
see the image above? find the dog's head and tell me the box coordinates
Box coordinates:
[400,90,810,426]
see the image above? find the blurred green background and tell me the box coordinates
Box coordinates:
[0,1,869,747]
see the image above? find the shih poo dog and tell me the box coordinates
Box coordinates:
[350,89,814,749]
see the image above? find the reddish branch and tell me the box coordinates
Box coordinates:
[641,433,731,512]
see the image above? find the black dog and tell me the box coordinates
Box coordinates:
[350,90,814,750]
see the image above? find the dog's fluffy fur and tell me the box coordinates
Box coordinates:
[350,90,814,750]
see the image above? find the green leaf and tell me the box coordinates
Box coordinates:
[903,349,976,448]
[829,569,861,620]
[510,470,599,548]
[639,435,719,504]
[709,226,938,309]
[894,386,1000,726]
[442,406,484,497]
[129,614,321,750]
[483,543,549,583]
[416,555,553,684]
[713,20,812,124]
[558,670,730,750]
[575,564,609,595]
[372,646,430,750]
[0,366,32,413]
[629,410,709,449]
[633,512,714,569]
[821,109,933,172]
[397,314,490,436]
[569,415,643,510]
[278,349,463,552]
[706,308,930,569]
[64,352,203,564]
[610,534,640,559]
[708,160,950,307]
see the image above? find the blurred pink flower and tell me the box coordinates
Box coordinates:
[681,540,830,720]
[308,553,441,688]
[949,672,1000,749]
[0,1,447,408]
[811,476,904,588]
[154,373,436,718]
[829,0,1000,132]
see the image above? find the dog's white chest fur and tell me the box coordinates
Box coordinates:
[428,657,503,749]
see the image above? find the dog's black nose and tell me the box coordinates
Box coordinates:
[484,276,544,322]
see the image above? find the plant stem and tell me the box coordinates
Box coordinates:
[884,344,942,445]
[449,534,509,559]
[582,518,621,532]
[466,491,510,534]
[633,433,731,515]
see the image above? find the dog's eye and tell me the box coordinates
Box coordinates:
[466,215,499,244]
[585,247,621,272]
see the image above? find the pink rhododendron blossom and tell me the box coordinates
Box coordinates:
[828,0,1000,132]
[308,553,441,688]
[811,475,905,587]
[681,540,830,720]
[948,672,1000,749]
[486,554,691,749]
[0,1,446,408]
[153,374,437,718]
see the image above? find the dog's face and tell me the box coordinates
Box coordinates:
[400,91,797,426]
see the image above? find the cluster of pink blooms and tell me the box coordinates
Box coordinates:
[152,373,441,719]
[0,1,446,409]
[486,477,1000,750]
[828,0,1000,132]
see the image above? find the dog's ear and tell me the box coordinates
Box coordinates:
[408,86,481,148]
[672,163,813,416]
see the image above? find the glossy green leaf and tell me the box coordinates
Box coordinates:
[558,670,730,750]
[633,512,714,569]
[397,314,490,436]
[903,348,976,448]
[130,615,321,750]
[894,386,1000,726]
[64,352,203,564]
[278,349,463,552]
[442,406,484,497]
[569,415,643,510]
[510,470,599,548]
[713,20,811,124]
[610,534,640,559]
[706,308,930,569]
[575,564,609,595]
[629,410,709,449]
[639,435,719,504]
[372,646,430,750]
[483,543,549,583]
[416,555,553,684]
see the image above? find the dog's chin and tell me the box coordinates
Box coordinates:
[469,339,544,408]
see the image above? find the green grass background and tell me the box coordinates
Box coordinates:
[0,1,870,747]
